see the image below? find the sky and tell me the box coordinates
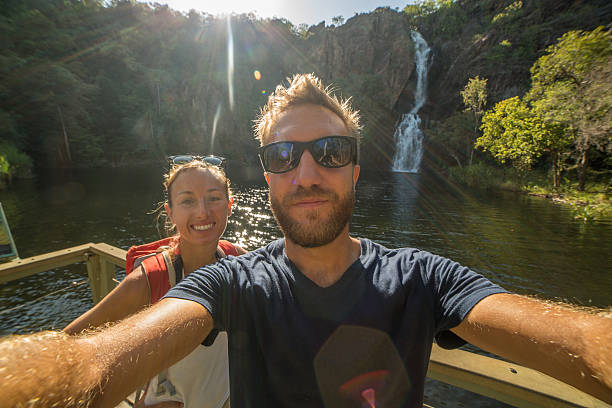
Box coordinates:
[150,0,410,26]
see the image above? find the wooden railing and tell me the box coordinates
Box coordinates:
[0,244,608,408]
[427,346,608,407]
[0,242,126,304]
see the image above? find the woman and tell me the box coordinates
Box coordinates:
[65,157,246,408]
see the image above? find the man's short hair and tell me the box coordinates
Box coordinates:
[254,73,361,153]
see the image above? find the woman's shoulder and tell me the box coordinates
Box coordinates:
[218,240,248,256]
[233,244,248,255]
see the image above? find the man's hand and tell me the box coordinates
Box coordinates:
[0,331,100,408]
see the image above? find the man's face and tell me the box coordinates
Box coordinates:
[264,104,360,247]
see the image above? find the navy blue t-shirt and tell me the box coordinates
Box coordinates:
[165,238,507,407]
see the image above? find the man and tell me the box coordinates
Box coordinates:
[2,74,611,407]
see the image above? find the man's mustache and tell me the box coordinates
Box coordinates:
[282,186,337,204]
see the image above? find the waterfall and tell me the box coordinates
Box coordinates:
[392,31,431,173]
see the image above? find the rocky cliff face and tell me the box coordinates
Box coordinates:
[304,9,415,111]
[298,1,610,125]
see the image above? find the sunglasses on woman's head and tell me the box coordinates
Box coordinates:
[258,136,357,174]
[168,155,226,168]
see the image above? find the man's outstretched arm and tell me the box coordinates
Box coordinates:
[452,293,612,404]
[0,297,212,408]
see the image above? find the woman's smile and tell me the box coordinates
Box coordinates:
[192,222,214,231]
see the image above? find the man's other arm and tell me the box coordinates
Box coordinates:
[452,293,612,404]
[0,297,212,408]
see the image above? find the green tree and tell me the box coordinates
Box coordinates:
[527,27,612,190]
[404,0,447,19]
[0,142,33,180]
[478,97,570,187]
[460,76,487,165]
[428,111,473,167]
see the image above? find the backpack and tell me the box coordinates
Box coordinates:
[125,236,179,275]
[125,236,239,274]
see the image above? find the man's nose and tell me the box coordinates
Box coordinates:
[292,149,322,188]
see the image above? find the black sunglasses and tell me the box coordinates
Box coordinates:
[168,155,226,168]
[258,136,357,174]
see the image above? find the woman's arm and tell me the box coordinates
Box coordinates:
[64,265,150,334]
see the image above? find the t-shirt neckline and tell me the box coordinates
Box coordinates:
[280,238,368,294]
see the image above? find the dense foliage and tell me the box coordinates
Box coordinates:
[528,27,612,190]
[478,28,611,190]
[478,96,569,186]
[0,0,328,175]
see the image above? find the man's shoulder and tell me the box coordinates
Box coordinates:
[359,238,450,282]
[239,238,285,261]
[215,238,285,272]
[359,237,425,263]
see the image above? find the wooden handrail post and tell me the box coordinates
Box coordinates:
[99,258,116,300]
[85,252,102,304]
[85,252,117,304]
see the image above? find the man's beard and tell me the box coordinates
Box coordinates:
[270,185,355,248]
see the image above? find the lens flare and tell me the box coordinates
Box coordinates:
[362,388,376,408]
[226,16,235,111]
[253,70,261,80]
[211,103,222,153]
[261,89,266,95]
[339,370,387,407]
[315,326,412,407]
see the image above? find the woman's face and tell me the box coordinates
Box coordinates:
[165,167,231,246]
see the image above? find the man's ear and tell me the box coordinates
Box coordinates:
[352,165,360,188]
[228,197,233,216]
[264,172,270,186]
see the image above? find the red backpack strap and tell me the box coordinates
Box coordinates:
[218,240,239,257]
[125,236,178,274]
[140,252,172,304]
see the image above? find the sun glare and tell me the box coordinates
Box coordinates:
[148,0,407,26]
[157,0,283,19]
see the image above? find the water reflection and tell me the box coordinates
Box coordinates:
[389,172,421,233]
[226,183,279,250]
[352,172,421,248]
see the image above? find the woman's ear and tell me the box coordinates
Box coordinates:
[164,202,173,224]
[228,197,233,216]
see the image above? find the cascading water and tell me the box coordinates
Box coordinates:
[392,31,431,173]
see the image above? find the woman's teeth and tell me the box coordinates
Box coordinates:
[192,223,213,231]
